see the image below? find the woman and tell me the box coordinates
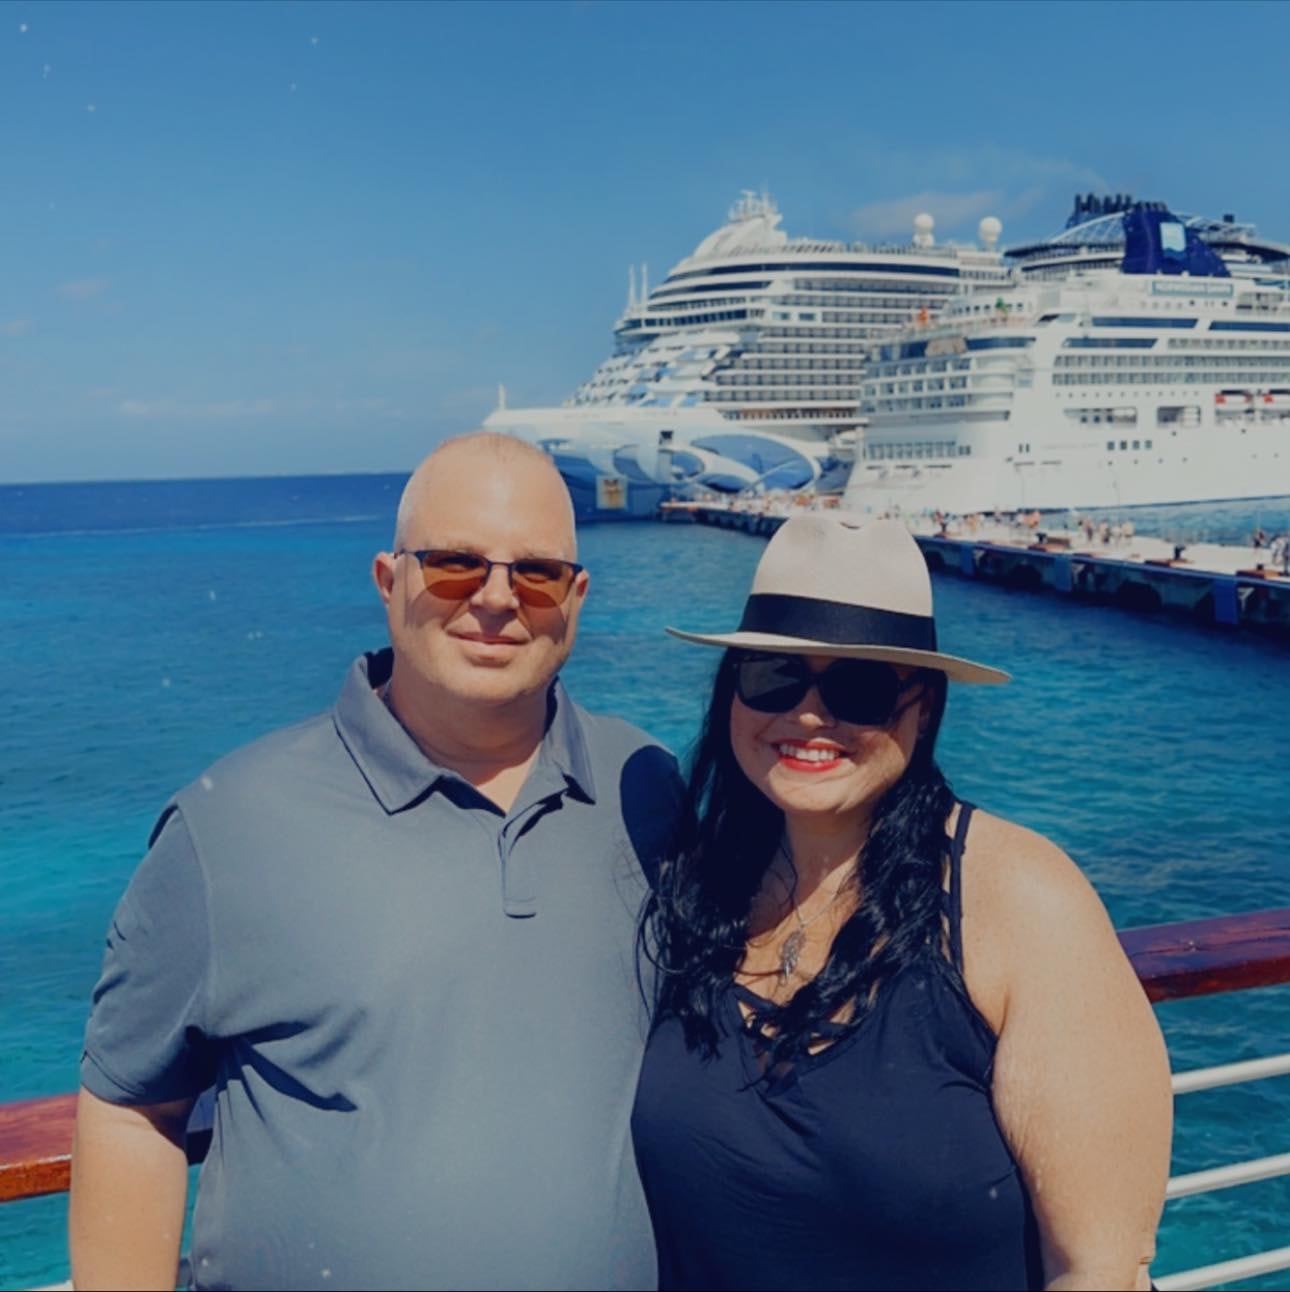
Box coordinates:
[634,516,1172,1292]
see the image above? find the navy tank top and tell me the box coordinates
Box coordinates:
[632,804,1044,1291]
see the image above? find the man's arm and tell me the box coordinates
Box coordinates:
[73,808,214,1290]
[70,1087,195,1291]
[70,1088,195,1291]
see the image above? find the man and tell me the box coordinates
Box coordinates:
[70,432,680,1291]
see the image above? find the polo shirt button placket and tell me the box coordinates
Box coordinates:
[498,797,559,918]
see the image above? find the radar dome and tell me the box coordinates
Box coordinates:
[978,216,1002,249]
[913,212,935,248]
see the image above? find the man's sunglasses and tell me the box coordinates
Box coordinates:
[733,652,922,727]
[396,549,583,609]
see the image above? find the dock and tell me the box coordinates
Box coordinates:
[662,500,1290,635]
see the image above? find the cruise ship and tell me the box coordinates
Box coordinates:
[486,192,1009,519]
[844,198,1290,516]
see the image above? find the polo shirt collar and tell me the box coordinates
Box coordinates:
[542,678,598,804]
[333,650,597,813]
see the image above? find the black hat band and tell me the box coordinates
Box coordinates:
[737,593,938,652]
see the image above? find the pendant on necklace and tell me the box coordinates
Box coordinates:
[778,929,806,983]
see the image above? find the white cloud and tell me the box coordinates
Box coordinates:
[851,190,1005,239]
[842,143,1113,241]
[118,398,279,421]
[885,143,1108,196]
[333,397,408,420]
[116,395,410,423]
[437,385,497,419]
[254,341,309,360]
[56,277,111,301]
[1,319,32,338]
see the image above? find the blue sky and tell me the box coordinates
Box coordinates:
[4,0,1290,482]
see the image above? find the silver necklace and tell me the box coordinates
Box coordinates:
[771,846,854,984]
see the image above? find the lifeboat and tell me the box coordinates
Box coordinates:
[1215,389,1254,416]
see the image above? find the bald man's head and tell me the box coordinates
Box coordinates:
[374,430,587,719]
[394,432,576,556]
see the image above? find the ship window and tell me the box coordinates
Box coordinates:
[1210,320,1290,333]
[1106,441,1114,451]
[1091,316,1197,329]
[965,336,1036,351]
[1058,335,1155,351]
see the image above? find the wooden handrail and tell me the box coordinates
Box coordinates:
[1119,906,1290,1003]
[4,906,1290,1206]
[0,1094,76,1205]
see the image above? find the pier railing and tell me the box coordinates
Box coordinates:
[3,907,1290,1289]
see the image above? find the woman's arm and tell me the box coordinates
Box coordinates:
[961,814,1173,1291]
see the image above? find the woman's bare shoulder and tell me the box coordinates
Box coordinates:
[955,807,1123,1030]
[960,806,1108,928]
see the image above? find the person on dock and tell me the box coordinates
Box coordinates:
[634,515,1172,1292]
[70,432,681,1291]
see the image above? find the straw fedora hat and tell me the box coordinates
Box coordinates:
[667,515,1009,685]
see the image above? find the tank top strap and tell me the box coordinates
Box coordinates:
[947,801,976,973]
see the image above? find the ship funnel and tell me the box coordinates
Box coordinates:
[1121,204,1229,279]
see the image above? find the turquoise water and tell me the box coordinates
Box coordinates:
[1,477,1288,1288]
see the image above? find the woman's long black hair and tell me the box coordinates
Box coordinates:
[640,649,958,1066]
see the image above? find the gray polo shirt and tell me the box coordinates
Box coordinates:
[82,649,681,1292]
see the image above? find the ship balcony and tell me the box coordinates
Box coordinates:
[918,309,1038,335]
[5,910,1290,1290]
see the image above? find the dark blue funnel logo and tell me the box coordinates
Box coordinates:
[1122,205,1229,277]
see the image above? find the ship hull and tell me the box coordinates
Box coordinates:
[486,404,847,521]
[845,419,1290,515]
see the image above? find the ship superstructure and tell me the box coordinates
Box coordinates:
[486,192,1008,518]
[844,200,1290,515]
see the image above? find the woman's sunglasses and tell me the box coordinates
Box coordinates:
[397,549,583,609]
[733,652,922,727]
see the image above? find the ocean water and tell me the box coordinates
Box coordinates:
[1,475,1288,1289]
